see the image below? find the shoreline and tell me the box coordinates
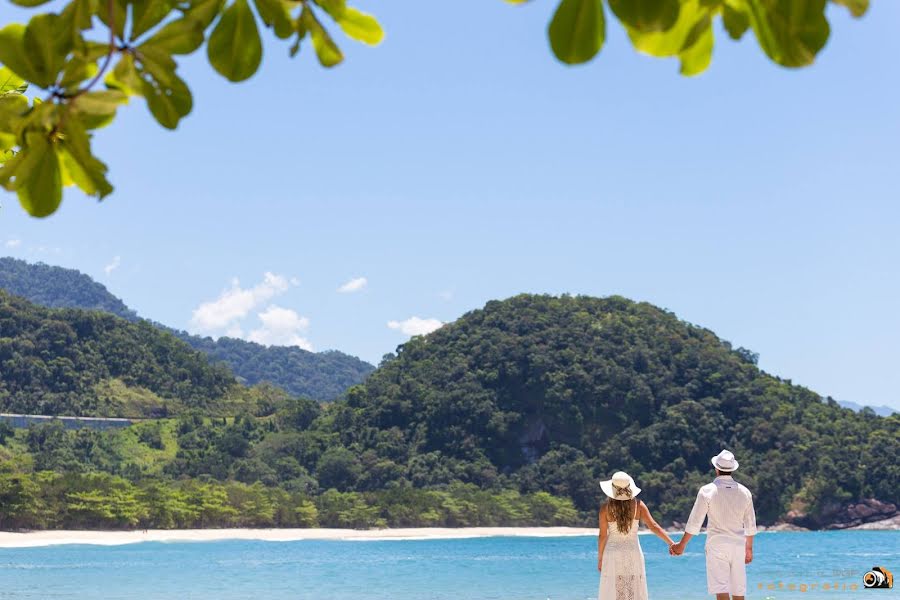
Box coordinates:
[2,523,898,548]
[0,527,598,548]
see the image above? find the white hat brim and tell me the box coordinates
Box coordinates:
[711,456,738,471]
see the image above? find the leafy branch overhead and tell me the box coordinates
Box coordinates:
[0,0,870,218]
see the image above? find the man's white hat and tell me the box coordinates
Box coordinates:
[600,471,642,500]
[711,449,739,472]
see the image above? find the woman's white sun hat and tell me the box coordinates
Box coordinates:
[711,449,739,472]
[600,471,642,500]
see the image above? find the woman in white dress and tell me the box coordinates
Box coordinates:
[598,471,675,600]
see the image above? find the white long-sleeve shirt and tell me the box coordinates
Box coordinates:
[685,475,757,546]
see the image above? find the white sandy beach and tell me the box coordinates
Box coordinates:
[3,520,896,548]
[0,527,598,548]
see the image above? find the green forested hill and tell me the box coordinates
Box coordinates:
[169,333,374,401]
[0,293,896,530]
[0,258,138,320]
[0,257,374,400]
[0,291,247,417]
[334,294,899,525]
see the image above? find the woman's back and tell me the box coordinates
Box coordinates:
[599,499,648,600]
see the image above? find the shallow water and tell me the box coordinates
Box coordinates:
[0,531,896,599]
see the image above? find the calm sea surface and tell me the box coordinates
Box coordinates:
[0,531,897,599]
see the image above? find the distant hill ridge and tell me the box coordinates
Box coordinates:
[0,257,374,401]
[0,290,242,416]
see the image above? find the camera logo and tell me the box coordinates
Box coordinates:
[863,566,893,589]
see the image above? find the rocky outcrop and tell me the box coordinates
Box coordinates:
[785,499,899,530]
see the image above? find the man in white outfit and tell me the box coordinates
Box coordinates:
[670,450,757,600]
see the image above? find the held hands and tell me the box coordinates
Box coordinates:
[669,541,685,556]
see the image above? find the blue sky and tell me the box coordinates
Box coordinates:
[2,1,899,409]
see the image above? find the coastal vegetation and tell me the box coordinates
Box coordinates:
[0,258,375,401]
[0,0,873,217]
[1,290,897,530]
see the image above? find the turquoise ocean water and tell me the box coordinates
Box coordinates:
[0,531,897,599]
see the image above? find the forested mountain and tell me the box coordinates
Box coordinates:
[838,400,896,417]
[169,333,374,401]
[333,294,899,526]
[0,258,138,320]
[0,291,264,417]
[0,257,374,400]
[0,293,896,530]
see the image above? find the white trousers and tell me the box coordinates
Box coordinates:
[705,543,746,596]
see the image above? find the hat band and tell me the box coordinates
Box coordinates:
[612,482,632,498]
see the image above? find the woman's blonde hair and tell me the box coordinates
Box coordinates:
[607,497,636,534]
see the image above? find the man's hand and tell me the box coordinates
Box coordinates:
[670,541,684,556]
[745,546,753,564]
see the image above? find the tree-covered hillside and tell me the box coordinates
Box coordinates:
[0,293,896,530]
[0,258,138,320]
[170,333,374,401]
[0,258,374,400]
[0,291,253,417]
[334,294,899,526]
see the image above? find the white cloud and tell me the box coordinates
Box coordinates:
[104,256,121,275]
[387,316,444,337]
[248,305,312,350]
[5,239,21,249]
[190,272,291,333]
[337,276,368,293]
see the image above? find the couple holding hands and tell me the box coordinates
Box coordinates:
[597,450,757,600]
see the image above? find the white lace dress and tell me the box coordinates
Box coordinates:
[599,518,649,600]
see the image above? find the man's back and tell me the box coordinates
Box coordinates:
[685,475,757,546]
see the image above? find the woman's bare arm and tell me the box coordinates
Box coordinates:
[639,501,675,546]
[598,504,608,571]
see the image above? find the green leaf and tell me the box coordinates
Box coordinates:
[254,0,295,40]
[0,94,29,133]
[3,133,63,218]
[744,0,829,68]
[314,0,346,20]
[832,0,868,17]
[137,48,193,128]
[23,14,75,88]
[96,0,129,40]
[0,25,41,85]
[9,0,54,7]
[208,0,263,81]
[61,0,99,35]
[0,66,28,95]
[71,90,128,129]
[722,1,750,40]
[130,0,178,40]
[548,0,605,65]
[106,54,144,96]
[143,18,205,54]
[336,7,384,46]
[303,8,344,67]
[183,0,227,29]
[59,118,113,198]
[58,57,97,91]
[678,18,713,75]
[608,0,680,34]
[626,0,710,57]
